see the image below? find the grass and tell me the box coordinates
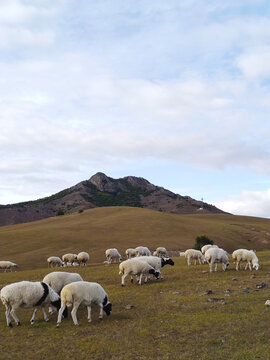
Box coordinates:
[0,207,270,270]
[0,252,270,360]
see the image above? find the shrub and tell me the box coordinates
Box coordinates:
[194,235,213,250]
[56,209,65,216]
[78,209,84,213]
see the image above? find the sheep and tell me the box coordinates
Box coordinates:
[47,256,63,268]
[77,252,90,266]
[136,255,174,280]
[0,261,18,272]
[125,248,136,259]
[201,244,218,255]
[154,247,168,258]
[105,248,122,264]
[0,281,67,327]
[135,246,151,257]
[204,247,229,273]
[119,258,160,286]
[57,281,112,326]
[42,271,83,316]
[62,253,78,266]
[232,249,259,271]
[182,249,205,266]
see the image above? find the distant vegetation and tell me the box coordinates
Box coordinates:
[194,235,214,250]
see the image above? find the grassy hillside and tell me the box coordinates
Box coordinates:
[0,253,270,360]
[0,207,270,270]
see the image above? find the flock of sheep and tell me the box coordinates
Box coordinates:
[180,245,260,272]
[0,243,261,328]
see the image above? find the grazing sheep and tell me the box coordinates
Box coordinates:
[125,248,136,259]
[119,259,160,286]
[205,248,229,273]
[47,256,63,268]
[232,249,259,271]
[57,281,112,326]
[0,261,18,272]
[201,244,218,254]
[136,256,174,280]
[154,247,168,258]
[42,271,83,315]
[135,246,151,257]
[0,281,67,327]
[183,249,205,266]
[62,253,78,266]
[77,252,90,266]
[105,248,122,264]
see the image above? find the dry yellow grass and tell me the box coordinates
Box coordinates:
[0,206,269,269]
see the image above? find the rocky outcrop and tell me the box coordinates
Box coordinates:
[0,172,226,226]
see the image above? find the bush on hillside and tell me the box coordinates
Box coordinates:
[194,235,213,250]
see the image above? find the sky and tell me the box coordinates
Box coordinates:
[1,0,270,218]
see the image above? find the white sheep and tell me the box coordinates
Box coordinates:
[154,247,168,258]
[62,253,78,266]
[201,244,218,254]
[125,248,136,259]
[135,246,151,257]
[182,249,205,266]
[42,271,83,315]
[205,247,229,273]
[232,249,259,271]
[0,281,67,327]
[0,261,18,272]
[136,255,174,280]
[105,248,122,264]
[57,281,112,326]
[47,256,63,268]
[119,258,160,286]
[77,252,90,266]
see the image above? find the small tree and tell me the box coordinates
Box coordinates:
[57,209,65,216]
[194,235,213,250]
[78,209,84,214]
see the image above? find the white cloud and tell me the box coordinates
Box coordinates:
[236,48,270,79]
[215,189,270,218]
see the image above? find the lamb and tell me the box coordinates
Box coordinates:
[119,258,160,286]
[42,271,83,315]
[136,255,174,280]
[201,244,218,254]
[232,249,259,271]
[182,249,205,266]
[204,247,229,273]
[0,261,18,272]
[135,246,151,256]
[0,281,67,327]
[47,256,63,268]
[57,281,112,326]
[154,247,168,258]
[125,248,136,259]
[77,252,90,266]
[62,253,78,266]
[105,248,122,264]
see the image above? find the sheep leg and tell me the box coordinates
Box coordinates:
[56,302,67,326]
[71,302,80,326]
[248,261,252,271]
[236,261,239,271]
[10,306,20,326]
[194,260,197,265]
[215,263,218,272]
[48,306,54,314]
[42,307,49,322]
[87,306,92,322]
[138,274,143,285]
[5,306,12,327]
[98,304,103,319]
[30,308,38,324]
[121,273,128,286]
[187,257,191,266]
[209,263,213,273]
[198,259,201,265]
[130,275,134,283]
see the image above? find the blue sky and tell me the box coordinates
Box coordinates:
[1,0,270,218]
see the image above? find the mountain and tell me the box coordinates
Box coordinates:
[0,172,225,226]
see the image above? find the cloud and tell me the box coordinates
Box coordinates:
[215,189,270,218]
